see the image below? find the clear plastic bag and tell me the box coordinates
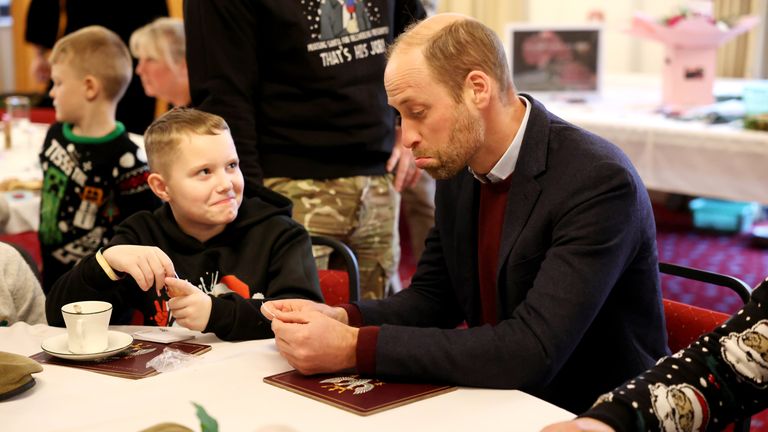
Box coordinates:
[146,347,196,373]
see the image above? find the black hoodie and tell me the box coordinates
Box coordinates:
[45,186,323,341]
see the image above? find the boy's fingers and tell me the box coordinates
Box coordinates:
[146,253,167,294]
[153,248,177,280]
[128,268,149,291]
[165,277,199,297]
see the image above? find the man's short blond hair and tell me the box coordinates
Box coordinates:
[129,17,186,71]
[49,26,132,102]
[390,18,512,104]
[144,107,230,174]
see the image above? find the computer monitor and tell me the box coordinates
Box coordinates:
[506,23,603,101]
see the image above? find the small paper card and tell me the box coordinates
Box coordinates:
[264,370,456,416]
[132,328,195,344]
[30,340,210,379]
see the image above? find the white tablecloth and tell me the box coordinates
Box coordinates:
[0,323,574,432]
[544,74,768,204]
[0,123,47,234]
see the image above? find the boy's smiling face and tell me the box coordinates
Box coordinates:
[148,131,244,242]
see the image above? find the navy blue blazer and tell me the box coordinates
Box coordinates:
[357,95,668,413]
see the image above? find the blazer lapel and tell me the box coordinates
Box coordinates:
[495,95,550,286]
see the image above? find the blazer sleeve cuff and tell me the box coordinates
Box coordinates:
[355,326,380,375]
[340,303,363,327]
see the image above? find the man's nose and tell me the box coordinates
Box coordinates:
[400,119,421,149]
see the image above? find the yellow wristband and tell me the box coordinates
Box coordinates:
[95,248,121,281]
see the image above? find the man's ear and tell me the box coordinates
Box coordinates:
[465,71,491,108]
[147,172,170,202]
[83,74,100,101]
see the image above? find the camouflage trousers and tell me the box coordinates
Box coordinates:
[264,175,400,300]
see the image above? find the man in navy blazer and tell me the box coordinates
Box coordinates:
[263,14,668,413]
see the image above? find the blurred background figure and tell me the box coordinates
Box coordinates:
[0,242,45,325]
[130,17,190,109]
[24,0,168,134]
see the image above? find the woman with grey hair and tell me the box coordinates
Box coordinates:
[130,18,190,108]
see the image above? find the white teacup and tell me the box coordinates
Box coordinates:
[61,301,113,354]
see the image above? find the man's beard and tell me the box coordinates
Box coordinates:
[425,102,484,180]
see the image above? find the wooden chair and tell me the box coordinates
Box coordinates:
[311,235,360,306]
[659,262,752,432]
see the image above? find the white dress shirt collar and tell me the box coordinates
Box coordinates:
[469,96,531,184]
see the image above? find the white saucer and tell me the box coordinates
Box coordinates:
[41,331,134,361]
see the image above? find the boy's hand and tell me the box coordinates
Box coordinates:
[102,245,176,295]
[262,299,348,324]
[165,277,212,331]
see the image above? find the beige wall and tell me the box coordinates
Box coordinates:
[437,0,526,35]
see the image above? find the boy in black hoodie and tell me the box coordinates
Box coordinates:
[46,108,323,341]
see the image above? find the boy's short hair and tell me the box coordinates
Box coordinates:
[144,107,230,174]
[49,25,133,102]
[129,17,186,70]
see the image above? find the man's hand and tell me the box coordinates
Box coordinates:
[271,310,358,375]
[102,245,176,294]
[262,299,348,324]
[386,125,421,192]
[165,277,212,331]
[540,418,615,432]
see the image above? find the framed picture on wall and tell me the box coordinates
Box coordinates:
[505,24,603,100]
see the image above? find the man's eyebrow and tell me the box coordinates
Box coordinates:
[389,96,415,107]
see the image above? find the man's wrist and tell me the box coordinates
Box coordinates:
[344,327,359,369]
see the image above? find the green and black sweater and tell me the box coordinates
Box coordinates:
[38,122,159,292]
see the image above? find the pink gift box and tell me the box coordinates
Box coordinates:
[629,12,759,109]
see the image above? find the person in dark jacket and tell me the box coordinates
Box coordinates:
[261,14,667,413]
[46,108,323,341]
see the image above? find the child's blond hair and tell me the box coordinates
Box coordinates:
[129,18,186,72]
[49,25,132,101]
[144,107,230,174]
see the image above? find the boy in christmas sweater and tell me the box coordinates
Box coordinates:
[46,108,323,341]
[39,26,159,292]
